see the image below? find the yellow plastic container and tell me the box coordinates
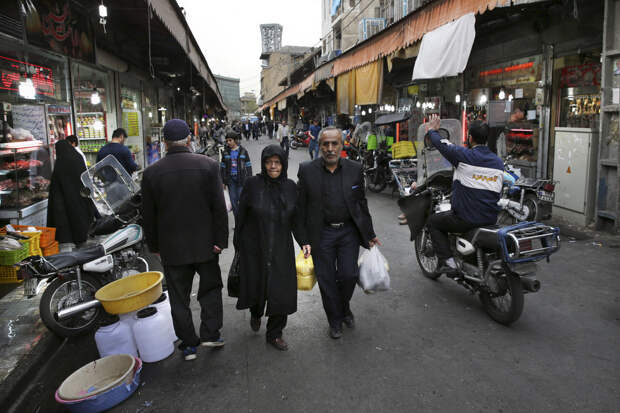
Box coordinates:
[296,252,316,291]
[392,141,416,159]
[95,271,163,314]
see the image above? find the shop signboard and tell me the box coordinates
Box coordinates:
[122,111,141,137]
[12,104,47,143]
[469,56,541,88]
[0,55,55,97]
[559,63,601,88]
[24,0,95,63]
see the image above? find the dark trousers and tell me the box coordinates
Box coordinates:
[280,137,289,158]
[250,305,287,340]
[164,258,223,348]
[428,211,477,261]
[228,177,242,218]
[313,223,360,328]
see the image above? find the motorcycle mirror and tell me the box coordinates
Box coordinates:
[80,186,91,198]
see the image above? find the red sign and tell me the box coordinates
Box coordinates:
[0,55,55,97]
[480,62,534,77]
[560,63,601,88]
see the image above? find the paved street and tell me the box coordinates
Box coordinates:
[14,137,620,413]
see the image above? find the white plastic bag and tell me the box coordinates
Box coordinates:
[357,246,390,293]
[224,189,232,213]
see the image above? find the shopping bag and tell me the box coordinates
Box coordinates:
[296,251,316,291]
[224,189,232,213]
[227,250,241,297]
[357,246,390,293]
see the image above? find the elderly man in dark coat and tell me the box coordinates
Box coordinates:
[141,119,228,361]
[234,145,309,351]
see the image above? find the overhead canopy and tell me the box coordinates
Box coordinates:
[375,112,411,126]
[412,13,476,81]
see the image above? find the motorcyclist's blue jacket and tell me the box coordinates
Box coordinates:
[429,130,504,225]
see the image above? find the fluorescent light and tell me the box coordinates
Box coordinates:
[455,94,461,103]
[18,79,35,100]
[368,108,372,114]
[99,3,107,18]
[133,102,137,109]
[148,112,153,118]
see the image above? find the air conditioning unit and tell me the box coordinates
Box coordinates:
[358,18,386,41]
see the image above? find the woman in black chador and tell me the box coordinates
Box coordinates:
[234,144,310,351]
[47,139,95,251]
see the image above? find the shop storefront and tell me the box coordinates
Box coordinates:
[120,80,144,170]
[0,38,70,225]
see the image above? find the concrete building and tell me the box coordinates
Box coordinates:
[260,45,313,106]
[240,92,258,115]
[214,75,241,120]
[320,0,432,57]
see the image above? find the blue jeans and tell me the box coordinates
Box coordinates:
[309,141,319,159]
[228,178,242,218]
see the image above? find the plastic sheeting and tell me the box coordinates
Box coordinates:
[412,13,476,80]
[355,61,380,106]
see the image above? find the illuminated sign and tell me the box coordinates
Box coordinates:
[0,55,55,97]
[480,62,534,77]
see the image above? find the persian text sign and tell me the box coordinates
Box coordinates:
[0,55,54,97]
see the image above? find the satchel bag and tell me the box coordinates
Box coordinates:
[227,250,241,297]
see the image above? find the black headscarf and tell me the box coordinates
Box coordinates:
[260,145,288,222]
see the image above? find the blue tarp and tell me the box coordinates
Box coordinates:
[331,0,341,16]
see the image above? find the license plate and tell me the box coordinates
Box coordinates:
[537,190,554,203]
[23,278,38,297]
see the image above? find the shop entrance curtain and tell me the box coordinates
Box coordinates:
[336,71,356,114]
[412,13,476,81]
[355,61,380,106]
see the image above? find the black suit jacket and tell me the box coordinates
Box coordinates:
[296,158,376,250]
[141,146,228,266]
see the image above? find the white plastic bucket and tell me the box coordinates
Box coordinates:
[152,292,177,343]
[132,307,174,362]
[95,316,139,358]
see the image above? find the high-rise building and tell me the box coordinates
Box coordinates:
[214,75,241,120]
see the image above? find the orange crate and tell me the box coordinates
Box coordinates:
[43,241,59,256]
[0,265,22,284]
[3,225,55,248]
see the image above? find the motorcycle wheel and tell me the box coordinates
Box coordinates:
[523,194,540,221]
[366,168,387,193]
[414,229,440,280]
[290,141,299,149]
[497,210,517,225]
[479,273,524,325]
[39,273,103,337]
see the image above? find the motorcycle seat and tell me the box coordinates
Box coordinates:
[45,245,106,270]
[463,226,501,250]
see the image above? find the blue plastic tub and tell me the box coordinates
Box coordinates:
[55,357,143,413]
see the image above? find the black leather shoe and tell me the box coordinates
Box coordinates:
[329,326,343,339]
[267,337,288,351]
[250,316,261,332]
[343,312,355,329]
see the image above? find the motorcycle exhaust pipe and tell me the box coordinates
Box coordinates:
[55,299,101,321]
[521,277,540,293]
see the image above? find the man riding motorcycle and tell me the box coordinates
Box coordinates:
[425,114,504,275]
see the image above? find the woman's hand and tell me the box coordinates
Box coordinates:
[302,245,311,259]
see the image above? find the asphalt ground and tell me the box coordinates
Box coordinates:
[8,136,620,413]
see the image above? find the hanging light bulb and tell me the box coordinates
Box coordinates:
[508,94,514,102]
[368,108,372,114]
[99,2,108,33]
[18,79,36,99]
[455,94,461,103]
[362,110,366,116]
[416,101,421,108]
[148,111,153,118]
[90,90,101,105]
[480,94,488,105]
[499,90,506,100]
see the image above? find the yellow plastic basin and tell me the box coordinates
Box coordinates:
[95,271,163,314]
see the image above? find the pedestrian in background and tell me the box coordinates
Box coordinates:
[234,144,309,351]
[277,120,290,158]
[221,131,252,218]
[296,127,379,339]
[96,128,139,174]
[308,119,321,160]
[47,140,95,252]
[267,120,274,139]
[252,122,259,140]
[141,119,228,361]
[65,134,87,166]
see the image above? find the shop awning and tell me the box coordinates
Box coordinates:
[149,0,226,111]
[412,13,476,80]
[375,112,411,126]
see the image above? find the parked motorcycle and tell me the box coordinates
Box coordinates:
[502,157,555,221]
[365,140,395,193]
[198,139,225,162]
[399,124,560,325]
[290,130,311,149]
[16,156,149,337]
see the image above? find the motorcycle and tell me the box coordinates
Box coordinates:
[290,130,311,149]
[16,156,149,337]
[198,138,225,162]
[399,123,560,325]
[503,157,555,222]
[365,140,395,193]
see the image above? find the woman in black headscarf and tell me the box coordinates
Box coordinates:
[47,139,95,251]
[234,145,310,351]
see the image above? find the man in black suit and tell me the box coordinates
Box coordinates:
[296,126,380,339]
[141,119,228,361]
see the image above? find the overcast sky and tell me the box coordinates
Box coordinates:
[177,0,322,98]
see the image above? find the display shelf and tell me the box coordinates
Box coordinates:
[80,137,107,141]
